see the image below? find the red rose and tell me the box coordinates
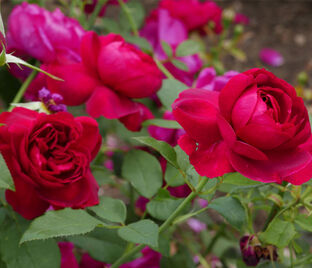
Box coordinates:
[173,68,312,185]
[159,0,223,33]
[0,108,101,219]
[42,32,162,131]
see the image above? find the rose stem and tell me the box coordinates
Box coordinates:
[110,177,209,268]
[8,68,37,112]
[117,0,139,37]
[87,0,109,29]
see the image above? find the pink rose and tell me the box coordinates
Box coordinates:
[159,0,223,33]
[173,68,312,184]
[0,107,101,219]
[7,2,85,63]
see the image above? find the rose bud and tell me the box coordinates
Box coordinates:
[0,107,102,219]
[173,68,312,184]
[45,31,162,131]
[7,2,85,63]
[240,235,260,266]
[259,48,284,67]
[159,0,223,33]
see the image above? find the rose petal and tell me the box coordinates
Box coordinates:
[189,141,234,178]
[80,31,101,73]
[86,86,139,119]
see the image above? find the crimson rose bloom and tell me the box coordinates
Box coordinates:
[7,2,85,63]
[0,108,101,219]
[159,0,223,33]
[43,31,162,131]
[173,68,312,184]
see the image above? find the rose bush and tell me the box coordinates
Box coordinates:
[173,68,312,184]
[0,107,101,219]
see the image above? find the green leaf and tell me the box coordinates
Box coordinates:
[157,79,188,111]
[0,154,15,191]
[133,136,178,168]
[142,119,182,129]
[6,54,62,81]
[259,218,296,248]
[164,163,185,187]
[208,196,247,230]
[119,1,145,31]
[11,102,48,113]
[20,208,102,243]
[68,228,127,263]
[0,6,5,38]
[147,190,183,220]
[117,219,159,248]
[174,145,190,171]
[176,39,203,57]
[91,165,114,185]
[223,173,262,186]
[0,215,60,268]
[88,196,126,223]
[295,214,312,232]
[161,41,173,58]
[171,59,188,71]
[123,35,153,53]
[122,150,162,198]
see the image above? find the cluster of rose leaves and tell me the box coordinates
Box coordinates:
[0,0,311,267]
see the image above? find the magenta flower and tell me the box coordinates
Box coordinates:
[58,242,79,268]
[196,67,239,91]
[259,48,284,67]
[7,2,85,63]
[148,111,185,146]
[187,218,206,233]
[141,9,202,86]
[234,13,250,25]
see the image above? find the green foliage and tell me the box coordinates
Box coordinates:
[223,172,262,186]
[68,228,127,263]
[119,1,145,31]
[134,136,179,168]
[208,196,247,230]
[117,219,159,248]
[0,213,60,268]
[161,41,173,58]
[89,196,127,223]
[260,218,297,248]
[175,39,203,57]
[142,119,182,129]
[295,214,312,232]
[146,189,184,220]
[157,79,188,111]
[164,163,185,187]
[122,150,163,198]
[0,154,15,191]
[20,208,102,243]
[171,59,189,71]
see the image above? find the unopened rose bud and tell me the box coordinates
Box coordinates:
[240,235,260,266]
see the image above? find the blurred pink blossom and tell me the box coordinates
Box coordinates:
[259,48,284,67]
[196,67,239,91]
[187,218,206,233]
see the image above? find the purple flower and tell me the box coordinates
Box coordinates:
[259,48,284,67]
[234,13,250,25]
[58,242,79,268]
[140,9,202,86]
[196,67,239,91]
[187,218,206,233]
[148,111,185,146]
